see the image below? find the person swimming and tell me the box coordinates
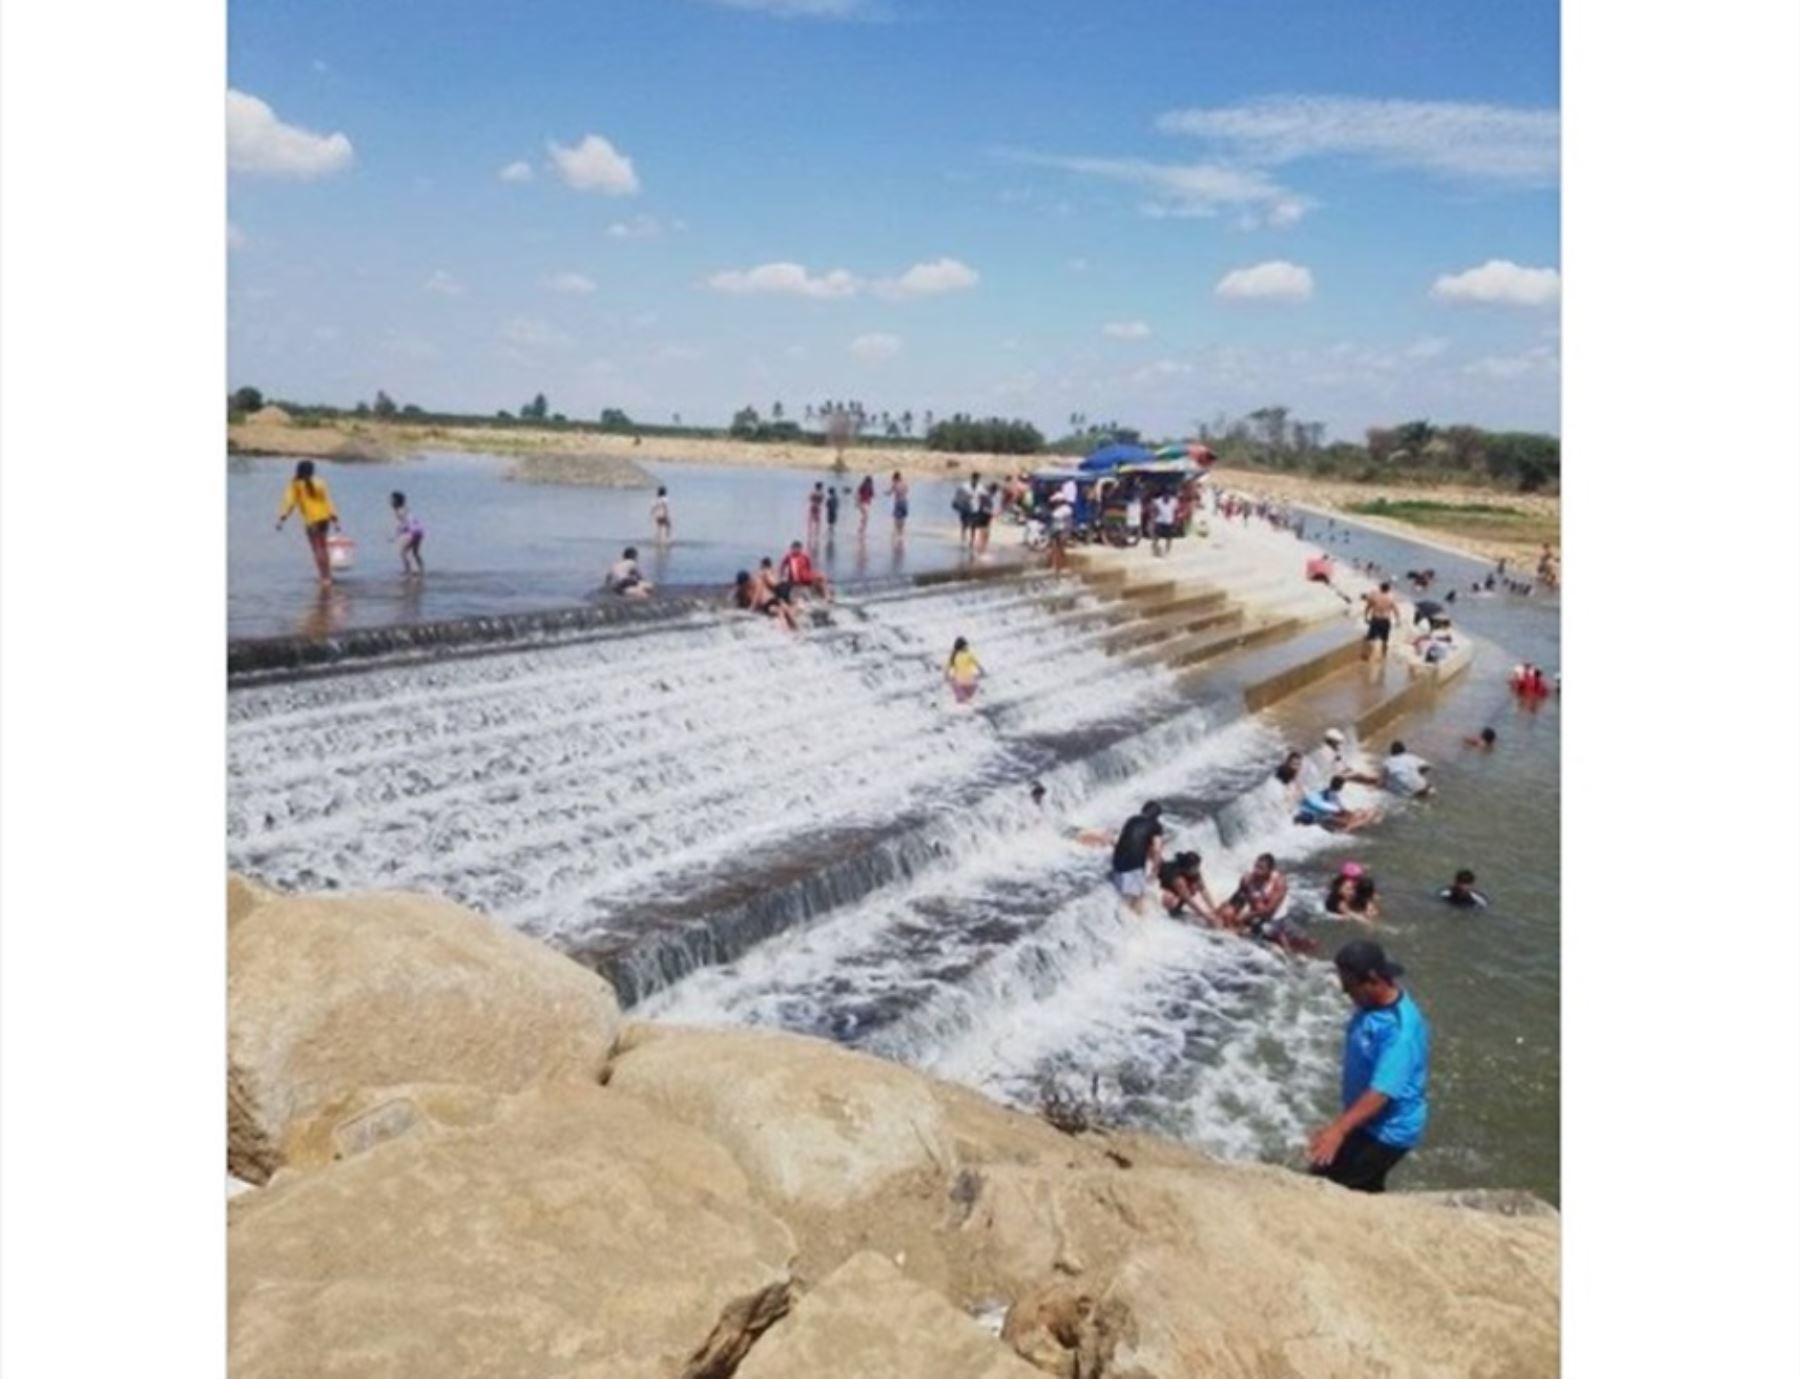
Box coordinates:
[1439,868,1490,909]
[1323,862,1364,916]
[1463,727,1498,750]
[1297,777,1378,832]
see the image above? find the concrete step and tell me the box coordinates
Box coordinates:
[1131,615,1304,673]
[1102,602,1245,655]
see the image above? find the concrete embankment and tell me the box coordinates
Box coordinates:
[227,879,1559,1379]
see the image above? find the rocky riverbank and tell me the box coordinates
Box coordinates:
[227,877,1559,1378]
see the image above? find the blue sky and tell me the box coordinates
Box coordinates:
[228,0,1560,439]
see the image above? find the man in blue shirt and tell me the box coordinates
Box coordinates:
[1308,939,1431,1193]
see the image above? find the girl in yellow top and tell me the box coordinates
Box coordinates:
[275,460,341,584]
[945,636,984,704]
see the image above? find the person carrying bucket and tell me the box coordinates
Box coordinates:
[275,459,341,586]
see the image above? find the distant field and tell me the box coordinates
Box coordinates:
[1346,498,1560,547]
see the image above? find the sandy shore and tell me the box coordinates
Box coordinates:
[227,413,1038,482]
[1207,466,1559,568]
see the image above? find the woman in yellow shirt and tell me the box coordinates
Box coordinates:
[275,460,341,584]
[945,636,984,705]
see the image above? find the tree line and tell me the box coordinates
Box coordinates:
[1194,406,1559,492]
[227,385,1557,490]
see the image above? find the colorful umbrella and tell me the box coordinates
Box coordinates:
[1079,443,1154,472]
[1158,441,1216,464]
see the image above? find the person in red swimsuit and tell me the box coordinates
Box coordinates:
[779,540,832,601]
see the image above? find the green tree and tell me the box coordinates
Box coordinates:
[230,385,264,414]
[372,389,398,419]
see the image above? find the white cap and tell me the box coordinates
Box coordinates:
[1322,728,1345,745]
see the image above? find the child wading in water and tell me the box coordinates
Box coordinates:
[945,636,984,704]
[651,486,672,544]
[391,491,425,575]
[275,459,340,585]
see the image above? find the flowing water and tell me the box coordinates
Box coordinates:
[227,498,1560,1201]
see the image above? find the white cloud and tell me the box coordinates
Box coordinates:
[1405,336,1450,359]
[707,261,861,299]
[1017,152,1309,223]
[1266,199,1308,228]
[1154,96,1560,185]
[546,134,640,194]
[499,316,573,350]
[423,269,464,297]
[544,271,597,295]
[706,0,874,14]
[498,160,534,183]
[1102,320,1152,340]
[1463,343,1560,379]
[227,221,246,252]
[1431,259,1561,307]
[1131,358,1195,385]
[606,214,666,239]
[1215,260,1315,302]
[226,89,353,178]
[873,256,980,299]
[849,332,902,361]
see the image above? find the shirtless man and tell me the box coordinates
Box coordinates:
[1214,853,1289,936]
[605,547,653,599]
[1361,582,1399,661]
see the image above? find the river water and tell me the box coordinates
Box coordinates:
[228,451,966,639]
[225,466,1560,1202]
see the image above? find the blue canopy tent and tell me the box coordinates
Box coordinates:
[1079,443,1153,472]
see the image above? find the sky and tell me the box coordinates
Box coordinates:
[227,0,1561,440]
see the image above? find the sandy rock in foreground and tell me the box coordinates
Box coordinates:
[228,889,619,1180]
[607,1022,959,1211]
[993,1166,1559,1379]
[224,885,1559,1378]
[735,1251,1041,1379]
[229,1082,796,1379]
[227,872,278,929]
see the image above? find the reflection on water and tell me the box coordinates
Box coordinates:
[229,452,966,639]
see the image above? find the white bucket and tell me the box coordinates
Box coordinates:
[326,535,357,571]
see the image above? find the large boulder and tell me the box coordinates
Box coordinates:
[228,872,279,930]
[734,1252,1041,1379]
[228,889,619,1180]
[987,1164,1559,1379]
[607,1023,959,1211]
[229,1082,796,1379]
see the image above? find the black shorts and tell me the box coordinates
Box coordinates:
[772,581,794,604]
[1366,617,1392,644]
[1311,1129,1409,1193]
[1155,523,1179,539]
[958,511,974,529]
[973,513,992,530]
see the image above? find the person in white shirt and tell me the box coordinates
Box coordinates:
[1380,740,1433,798]
[1048,479,1076,574]
[1150,492,1180,556]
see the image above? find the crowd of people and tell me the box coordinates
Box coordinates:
[1079,713,1518,1191]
